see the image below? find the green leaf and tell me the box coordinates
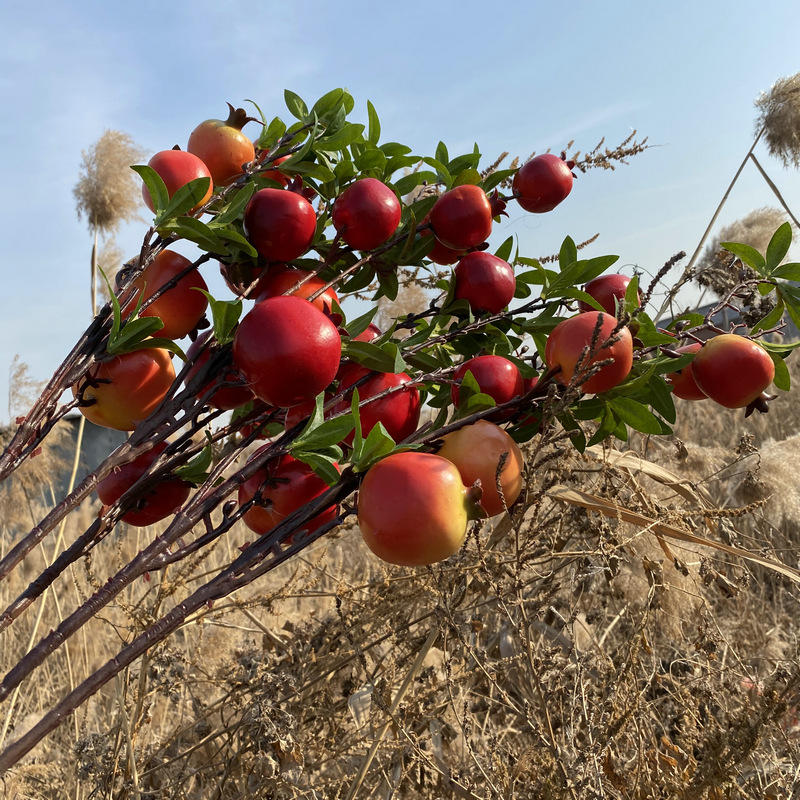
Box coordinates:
[770,262,800,281]
[344,306,379,339]
[495,236,514,263]
[315,122,365,152]
[435,141,449,165]
[587,403,619,447]
[174,443,214,485]
[352,422,396,473]
[284,90,308,121]
[158,217,229,255]
[779,283,800,331]
[766,221,793,272]
[380,142,412,157]
[558,237,578,271]
[374,267,399,301]
[282,113,319,166]
[609,397,665,434]
[481,168,516,193]
[720,241,767,276]
[257,116,287,150]
[209,226,259,258]
[750,298,785,336]
[292,449,342,486]
[341,340,407,373]
[156,176,212,224]
[107,316,165,355]
[352,143,387,173]
[393,170,439,197]
[453,168,481,187]
[455,369,496,419]
[212,182,256,226]
[421,156,451,187]
[769,351,791,391]
[366,99,380,144]
[195,290,241,345]
[131,164,168,215]
[311,88,347,124]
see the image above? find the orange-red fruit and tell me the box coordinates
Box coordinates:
[451,355,524,420]
[239,450,338,537]
[454,252,516,314]
[96,441,190,527]
[332,178,402,251]
[430,185,493,250]
[437,420,524,517]
[421,228,465,265]
[253,265,339,314]
[665,342,707,401]
[691,334,775,409]
[545,312,633,394]
[258,154,291,186]
[126,250,208,339]
[244,188,317,262]
[72,349,176,431]
[187,105,256,186]
[512,153,574,213]
[358,452,479,566]
[232,295,341,408]
[332,364,421,445]
[579,273,640,315]
[142,150,213,214]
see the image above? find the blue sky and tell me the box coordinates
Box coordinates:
[2,0,800,422]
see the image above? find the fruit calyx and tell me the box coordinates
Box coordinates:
[464,481,488,521]
[225,102,259,131]
[744,391,778,417]
[488,190,508,218]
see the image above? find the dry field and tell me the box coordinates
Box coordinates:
[2,359,800,799]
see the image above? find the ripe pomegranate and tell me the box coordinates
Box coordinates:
[545,312,633,394]
[125,250,208,340]
[691,334,775,409]
[437,420,524,517]
[232,295,341,407]
[512,153,574,213]
[253,264,339,314]
[142,150,213,214]
[332,364,420,445]
[96,441,190,527]
[454,252,516,314]
[239,450,338,538]
[451,355,524,420]
[429,185,493,250]
[72,349,176,431]
[357,452,483,566]
[244,188,317,262]
[579,273,640,315]
[332,178,402,251]
[187,104,256,186]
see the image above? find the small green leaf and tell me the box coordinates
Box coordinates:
[284,90,309,121]
[341,340,407,373]
[131,164,168,215]
[352,422,396,473]
[257,116,287,150]
[344,307,379,339]
[292,449,342,486]
[769,351,791,391]
[195,289,242,345]
[720,241,767,275]
[212,183,256,226]
[435,141,449,165]
[421,156,451,187]
[609,397,665,434]
[366,99,380,144]
[315,122,365,152]
[453,168,481,187]
[558,237,578,271]
[495,236,514,263]
[174,443,214,485]
[770,262,800,281]
[158,217,229,255]
[107,316,165,355]
[156,176,212,224]
[765,222,793,272]
[209,226,258,258]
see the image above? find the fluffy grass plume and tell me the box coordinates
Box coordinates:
[755,73,800,169]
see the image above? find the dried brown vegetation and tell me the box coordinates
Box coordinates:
[755,73,800,169]
[3,355,800,799]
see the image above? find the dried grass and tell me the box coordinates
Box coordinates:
[755,73,800,169]
[73,130,145,236]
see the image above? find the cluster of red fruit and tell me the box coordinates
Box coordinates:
[71,99,779,570]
